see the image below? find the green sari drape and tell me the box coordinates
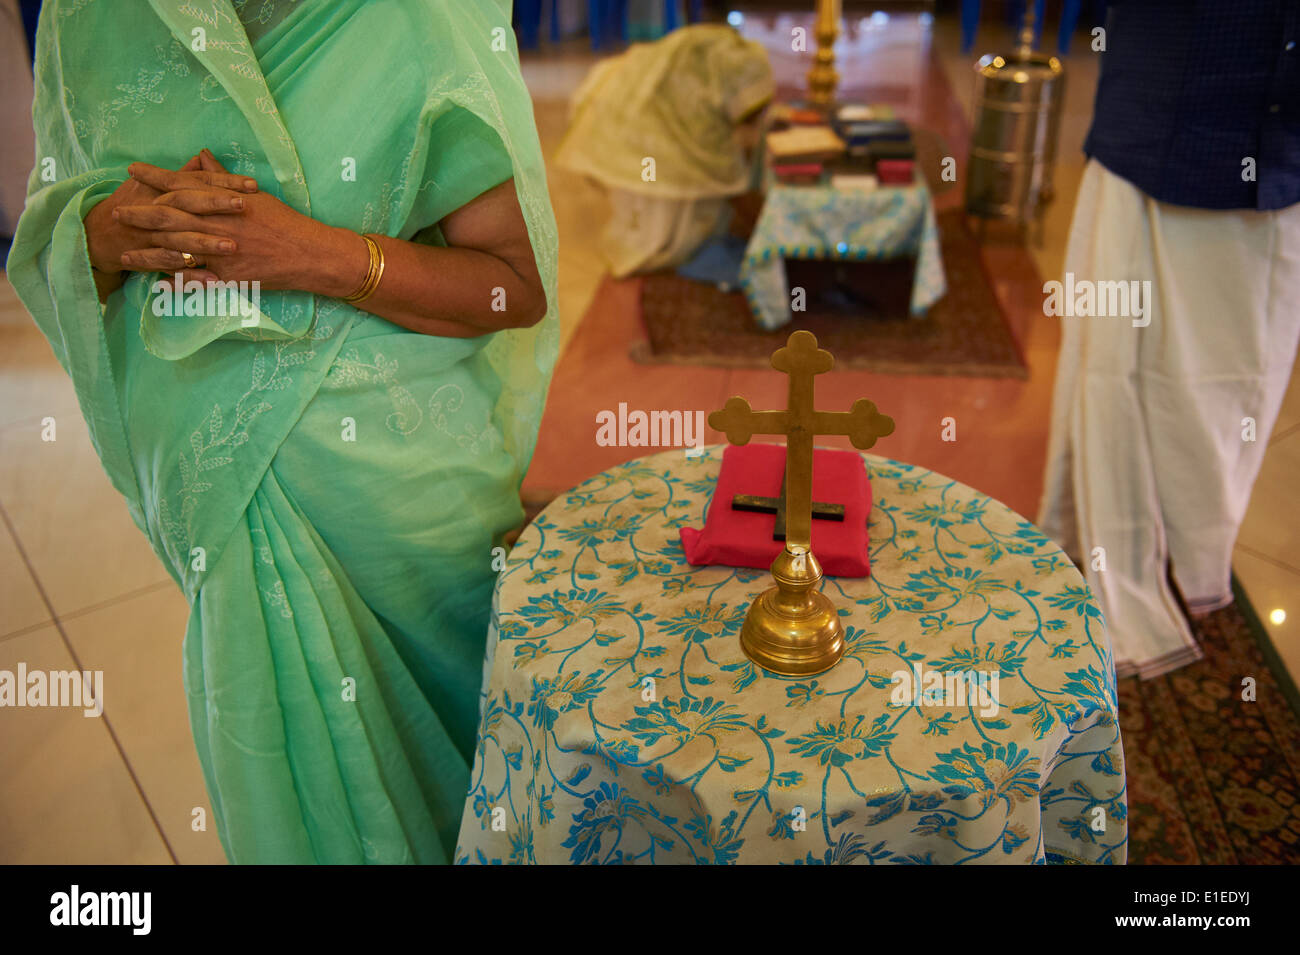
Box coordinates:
[8,0,558,863]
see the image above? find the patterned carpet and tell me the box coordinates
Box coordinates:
[633,209,1028,378]
[1121,580,1300,864]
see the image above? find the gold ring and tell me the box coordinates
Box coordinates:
[180,251,198,269]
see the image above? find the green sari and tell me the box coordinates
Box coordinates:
[8,0,558,863]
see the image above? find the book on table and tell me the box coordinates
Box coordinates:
[766,125,846,164]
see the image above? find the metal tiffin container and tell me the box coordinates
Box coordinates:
[964,22,1065,231]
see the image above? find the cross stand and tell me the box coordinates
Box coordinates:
[709,330,893,676]
[731,466,844,541]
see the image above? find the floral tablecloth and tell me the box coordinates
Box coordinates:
[739,182,947,331]
[456,447,1126,864]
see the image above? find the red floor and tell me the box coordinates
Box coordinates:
[525,17,1059,521]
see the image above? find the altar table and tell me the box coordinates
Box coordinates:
[456,447,1126,864]
[739,181,947,331]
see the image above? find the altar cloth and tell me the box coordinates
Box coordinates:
[456,447,1126,864]
[740,181,947,331]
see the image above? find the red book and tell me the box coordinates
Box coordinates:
[772,162,823,177]
[875,159,915,184]
[681,443,873,578]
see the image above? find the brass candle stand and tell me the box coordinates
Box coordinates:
[806,0,842,109]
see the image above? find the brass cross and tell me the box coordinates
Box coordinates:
[709,330,894,551]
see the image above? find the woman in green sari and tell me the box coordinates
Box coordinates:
[8,0,558,863]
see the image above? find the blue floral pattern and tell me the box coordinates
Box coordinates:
[456,447,1126,864]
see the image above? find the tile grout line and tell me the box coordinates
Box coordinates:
[1234,542,1300,579]
[0,498,180,865]
[0,577,175,643]
[0,619,56,645]
[51,578,176,626]
[1268,421,1300,445]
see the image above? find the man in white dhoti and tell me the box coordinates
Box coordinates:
[1040,1,1300,677]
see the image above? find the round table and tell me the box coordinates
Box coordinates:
[456,447,1127,864]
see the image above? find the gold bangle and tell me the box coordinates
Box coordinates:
[343,233,385,304]
[343,233,382,303]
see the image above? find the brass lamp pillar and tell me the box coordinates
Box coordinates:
[806,0,841,108]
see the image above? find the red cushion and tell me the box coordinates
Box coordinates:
[680,443,872,578]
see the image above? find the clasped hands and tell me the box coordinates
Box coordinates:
[84,147,547,337]
[88,148,361,296]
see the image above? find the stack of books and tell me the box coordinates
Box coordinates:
[763,104,922,188]
[831,104,917,185]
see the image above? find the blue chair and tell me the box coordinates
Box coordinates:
[516,0,601,51]
[1007,0,1048,48]
[960,0,1103,55]
[664,0,704,33]
[516,0,543,50]
[960,0,981,53]
[516,0,705,52]
[590,0,704,51]
[588,0,625,50]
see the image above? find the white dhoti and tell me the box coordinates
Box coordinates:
[1040,158,1300,678]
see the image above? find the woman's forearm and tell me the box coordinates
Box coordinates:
[303,224,547,338]
[108,168,545,335]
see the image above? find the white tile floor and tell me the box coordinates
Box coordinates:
[1,11,1295,864]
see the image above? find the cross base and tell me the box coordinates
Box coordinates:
[739,545,845,676]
